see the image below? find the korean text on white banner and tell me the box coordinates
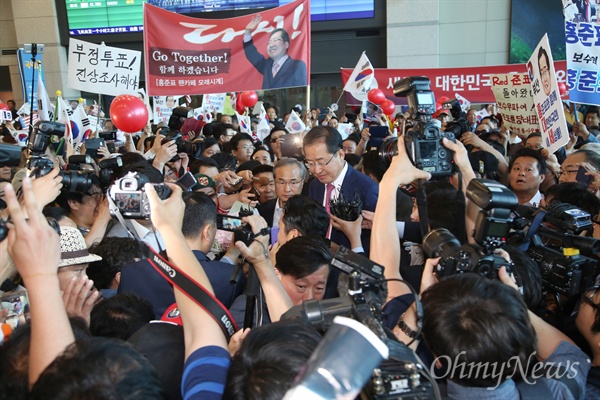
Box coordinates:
[201,94,227,113]
[67,38,141,96]
[489,73,538,137]
[527,34,569,154]
[565,20,600,106]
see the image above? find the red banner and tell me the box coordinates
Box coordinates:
[341,61,567,105]
[144,0,311,96]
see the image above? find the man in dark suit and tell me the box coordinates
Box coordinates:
[243,15,307,89]
[118,192,245,319]
[256,157,306,227]
[303,126,379,298]
[303,126,379,252]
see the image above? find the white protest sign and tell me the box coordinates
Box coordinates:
[153,96,180,124]
[527,34,569,154]
[67,38,141,96]
[0,110,12,122]
[489,73,539,137]
[201,93,226,113]
[337,123,353,140]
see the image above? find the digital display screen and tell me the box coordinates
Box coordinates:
[416,91,435,106]
[114,192,141,213]
[419,141,437,159]
[65,0,375,36]
[486,221,508,238]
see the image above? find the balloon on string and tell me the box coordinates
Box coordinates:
[381,99,396,116]
[367,88,386,105]
[557,82,569,98]
[0,103,9,111]
[240,91,259,108]
[109,94,148,133]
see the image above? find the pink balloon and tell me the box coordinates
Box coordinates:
[381,99,396,116]
[367,89,386,105]
[109,95,148,133]
[241,91,259,108]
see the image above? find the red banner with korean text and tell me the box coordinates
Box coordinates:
[144,0,310,96]
[341,61,567,106]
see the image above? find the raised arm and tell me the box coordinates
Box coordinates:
[234,215,293,322]
[4,177,71,387]
[145,183,227,358]
[370,136,431,304]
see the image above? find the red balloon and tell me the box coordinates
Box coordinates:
[109,94,148,133]
[0,103,9,111]
[367,89,386,105]
[437,96,450,104]
[235,93,245,114]
[558,82,569,98]
[381,99,396,116]
[240,91,259,108]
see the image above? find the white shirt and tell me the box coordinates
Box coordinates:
[524,190,544,207]
[131,220,165,251]
[273,198,284,227]
[322,161,348,207]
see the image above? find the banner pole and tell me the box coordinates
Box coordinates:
[306,85,310,116]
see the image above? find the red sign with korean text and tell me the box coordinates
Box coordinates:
[341,61,567,105]
[144,0,310,96]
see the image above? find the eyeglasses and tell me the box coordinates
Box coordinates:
[304,153,336,170]
[557,169,578,177]
[275,180,302,188]
[581,286,600,311]
[540,66,550,77]
[270,138,281,143]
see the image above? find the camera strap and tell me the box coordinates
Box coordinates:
[416,180,429,239]
[107,197,238,340]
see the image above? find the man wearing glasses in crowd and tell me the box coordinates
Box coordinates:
[257,157,306,228]
[303,126,379,297]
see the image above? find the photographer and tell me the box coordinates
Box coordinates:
[370,136,590,398]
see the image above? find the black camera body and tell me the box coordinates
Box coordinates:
[282,247,436,399]
[404,127,455,178]
[108,172,172,219]
[216,214,255,247]
[423,179,518,280]
[30,156,94,193]
[510,201,600,297]
[30,121,65,153]
[393,77,455,178]
[527,235,598,297]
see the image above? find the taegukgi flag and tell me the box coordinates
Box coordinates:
[342,52,376,101]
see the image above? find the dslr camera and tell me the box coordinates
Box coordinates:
[107,172,172,219]
[386,76,455,178]
[423,179,518,279]
[28,121,94,193]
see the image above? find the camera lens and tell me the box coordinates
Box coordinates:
[378,137,398,164]
[423,228,461,259]
[59,171,93,193]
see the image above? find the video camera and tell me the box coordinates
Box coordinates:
[282,247,436,399]
[510,201,600,297]
[28,121,94,193]
[423,179,517,279]
[381,77,455,178]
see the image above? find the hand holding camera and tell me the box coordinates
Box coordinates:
[384,135,432,187]
[145,182,184,236]
[233,215,271,265]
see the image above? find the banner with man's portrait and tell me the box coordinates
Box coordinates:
[144,0,310,96]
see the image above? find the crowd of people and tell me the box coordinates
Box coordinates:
[0,96,600,399]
